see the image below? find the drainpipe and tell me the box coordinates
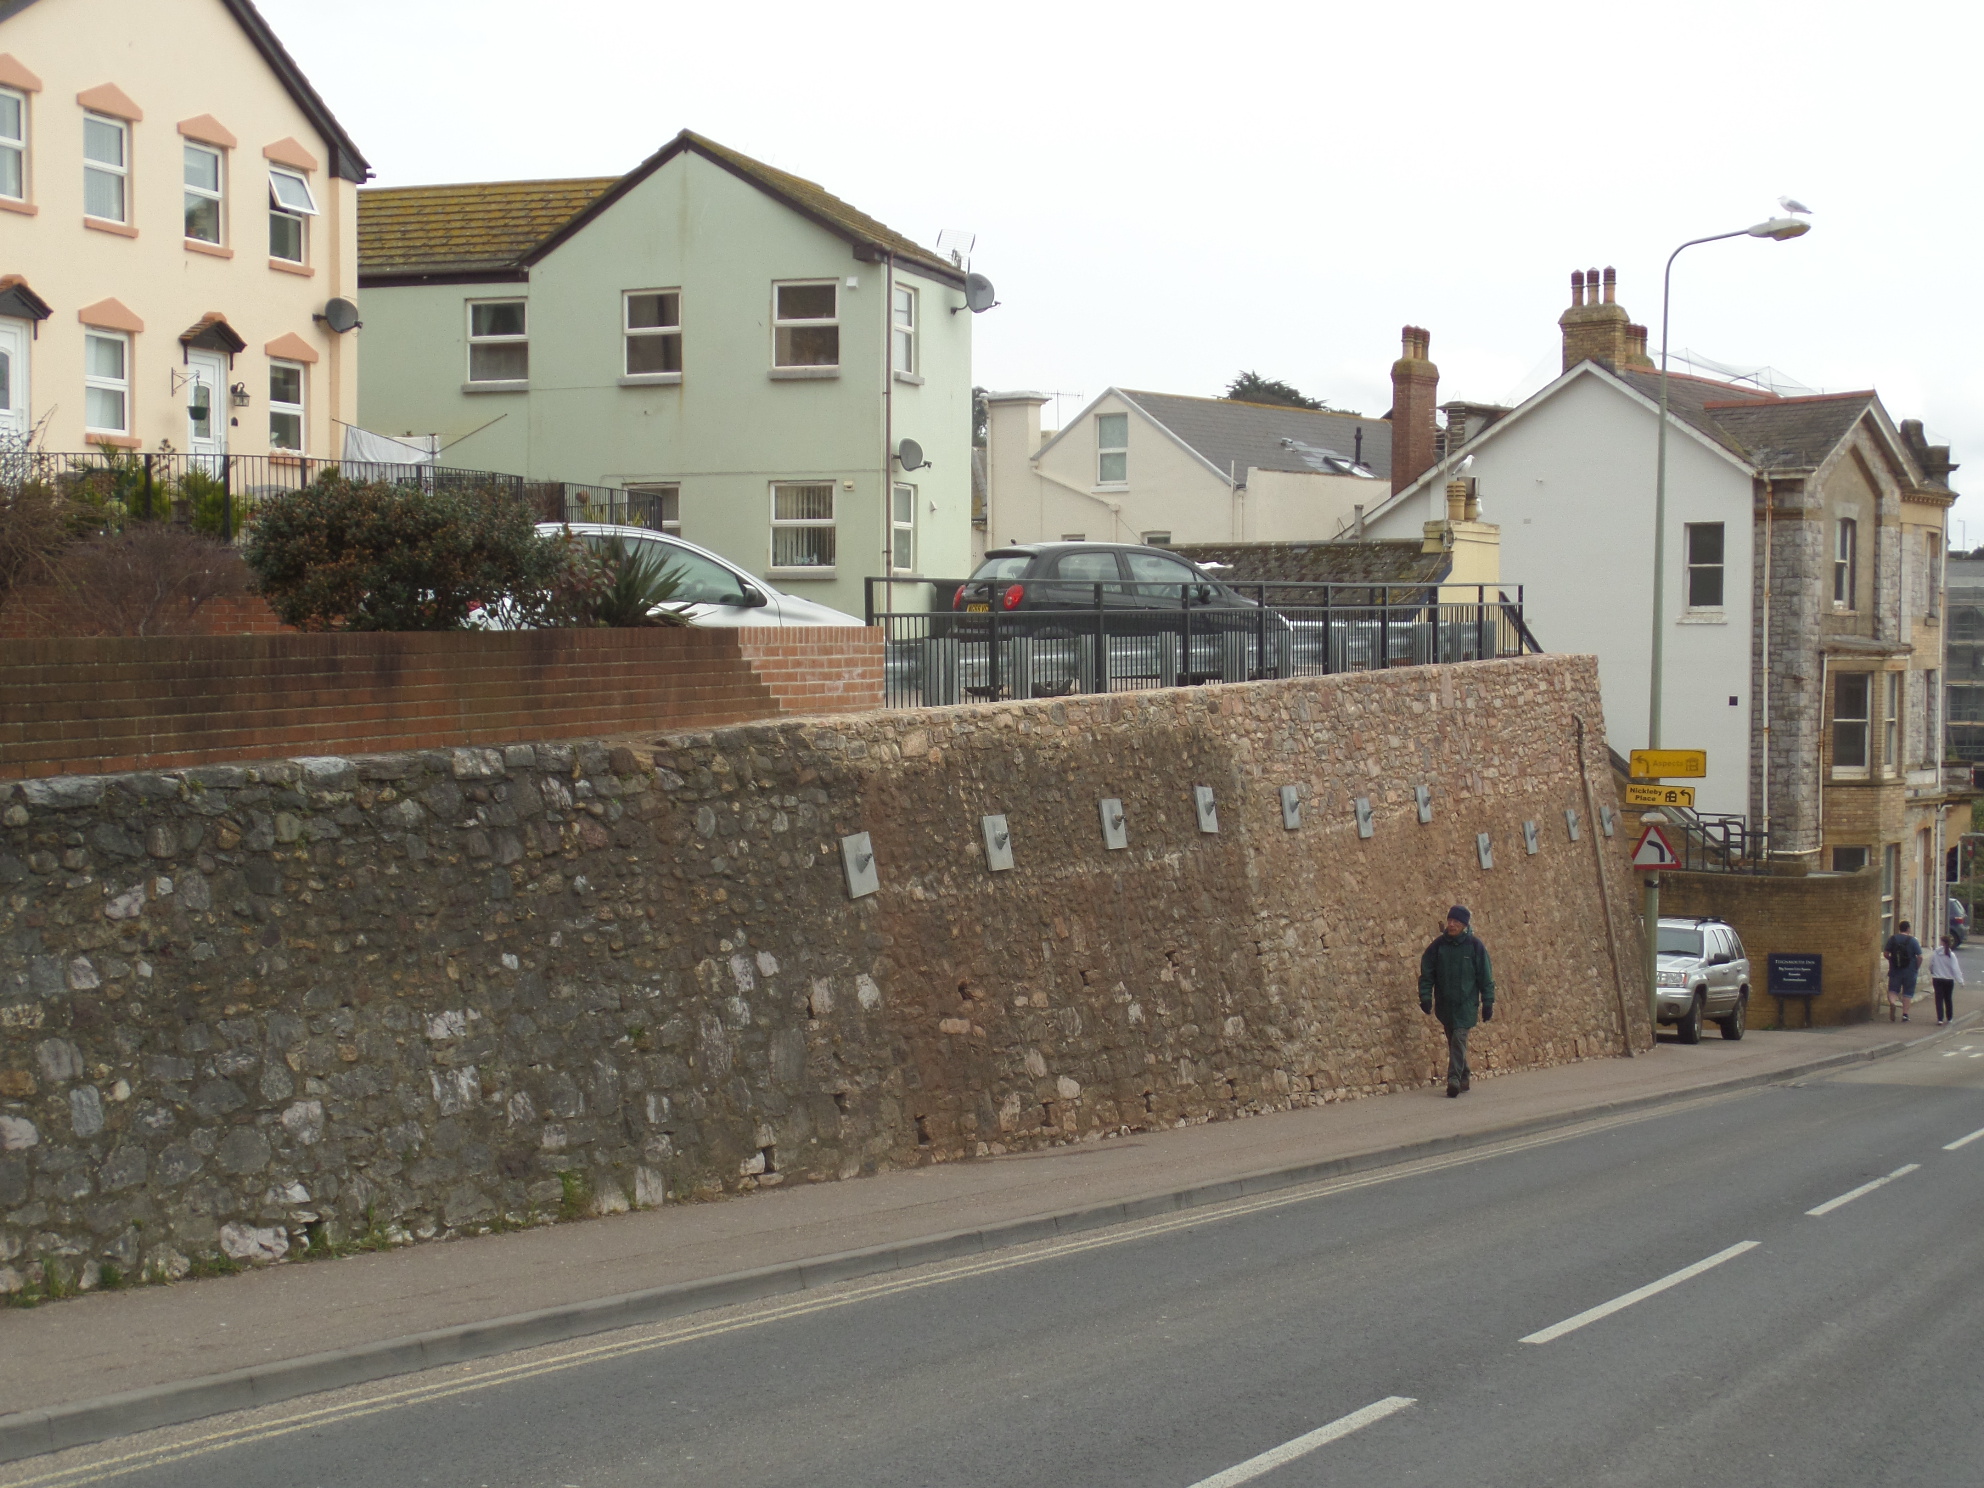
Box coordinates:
[882,251,896,620]
[1817,651,1829,850]
[1760,479,1773,847]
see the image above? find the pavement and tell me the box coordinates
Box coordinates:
[0,1002,1973,1465]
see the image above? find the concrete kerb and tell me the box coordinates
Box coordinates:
[0,1021,1961,1467]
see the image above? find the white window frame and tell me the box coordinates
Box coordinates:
[0,86,26,203]
[1882,844,1899,939]
[268,359,305,452]
[1684,522,1724,609]
[1923,668,1940,767]
[769,481,837,573]
[623,482,681,535]
[82,329,130,436]
[1832,670,1870,777]
[1884,670,1901,776]
[82,111,128,224]
[1834,518,1857,608]
[183,141,223,244]
[891,481,915,572]
[622,289,682,381]
[269,168,316,264]
[1096,412,1128,486]
[771,280,839,372]
[465,299,528,386]
[891,283,917,378]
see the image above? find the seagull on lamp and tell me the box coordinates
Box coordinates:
[1778,196,1813,216]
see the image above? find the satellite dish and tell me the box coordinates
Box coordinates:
[962,273,997,314]
[896,438,927,472]
[316,297,362,333]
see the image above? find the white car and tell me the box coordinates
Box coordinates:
[540,523,863,628]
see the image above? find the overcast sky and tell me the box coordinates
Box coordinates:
[265,0,1984,541]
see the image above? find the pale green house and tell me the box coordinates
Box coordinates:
[356,131,977,618]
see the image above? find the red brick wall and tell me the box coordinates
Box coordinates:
[735,627,885,714]
[0,629,803,779]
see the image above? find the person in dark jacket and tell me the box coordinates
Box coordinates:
[1420,906,1495,1096]
[1884,920,1923,1022]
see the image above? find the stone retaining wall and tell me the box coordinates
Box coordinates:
[0,655,1645,1291]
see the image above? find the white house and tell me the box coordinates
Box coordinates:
[1359,267,1957,937]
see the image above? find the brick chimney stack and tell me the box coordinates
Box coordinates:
[1558,265,1654,372]
[1390,325,1439,494]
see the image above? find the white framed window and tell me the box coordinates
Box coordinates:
[0,88,25,201]
[1096,411,1128,484]
[891,284,917,376]
[1884,671,1901,774]
[466,299,528,383]
[770,481,836,570]
[624,482,681,535]
[1882,844,1899,939]
[891,482,915,572]
[1833,671,1870,773]
[1141,530,1172,546]
[269,360,304,451]
[83,330,129,434]
[772,281,838,368]
[1834,518,1857,608]
[624,290,681,376]
[183,142,222,243]
[1684,522,1724,608]
[83,111,127,223]
[269,168,315,263]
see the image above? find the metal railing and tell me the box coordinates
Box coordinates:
[1663,811,1772,874]
[863,579,1535,708]
[0,449,644,541]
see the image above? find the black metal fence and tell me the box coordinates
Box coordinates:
[863,579,1537,708]
[0,449,645,541]
[1663,812,1771,874]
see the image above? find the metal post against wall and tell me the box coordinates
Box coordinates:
[1093,582,1108,694]
[221,454,233,543]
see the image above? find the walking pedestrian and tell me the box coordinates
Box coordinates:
[1420,905,1495,1097]
[1884,920,1923,1022]
[1929,935,1963,1027]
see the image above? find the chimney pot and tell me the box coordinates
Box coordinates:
[1603,266,1617,305]
[1446,480,1468,523]
[1571,269,1585,307]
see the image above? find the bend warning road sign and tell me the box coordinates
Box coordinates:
[1631,823,1680,870]
[1629,749,1707,780]
[1624,783,1696,808]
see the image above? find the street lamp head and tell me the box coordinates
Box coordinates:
[1747,216,1812,241]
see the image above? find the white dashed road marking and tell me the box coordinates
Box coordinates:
[1184,1397,1417,1488]
[1806,1164,1921,1217]
[1520,1242,1760,1345]
[1944,1127,1984,1151]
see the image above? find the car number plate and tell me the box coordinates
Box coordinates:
[965,603,990,612]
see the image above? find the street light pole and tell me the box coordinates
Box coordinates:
[1643,214,1811,1037]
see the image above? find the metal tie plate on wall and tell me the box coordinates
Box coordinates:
[1193,785,1219,834]
[981,814,1014,872]
[1477,832,1494,870]
[841,832,879,898]
[1415,784,1433,823]
[1354,797,1374,838]
[1565,808,1581,841]
[1099,798,1129,851]
[1279,785,1302,830]
[1523,820,1540,855]
[1600,805,1616,837]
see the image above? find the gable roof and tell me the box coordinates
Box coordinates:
[359,177,617,283]
[1033,387,1392,484]
[1695,391,1879,473]
[359,130,962,288]
[0,0,370,181]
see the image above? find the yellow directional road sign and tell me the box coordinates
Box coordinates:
[1625,783,1696,808]
[1629,749,1707,780]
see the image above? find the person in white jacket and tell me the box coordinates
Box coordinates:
[1929,936,1964,1026]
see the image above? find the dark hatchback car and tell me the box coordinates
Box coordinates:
[948,542,1291,685]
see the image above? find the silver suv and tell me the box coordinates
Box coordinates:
[1655,917,1750,1043]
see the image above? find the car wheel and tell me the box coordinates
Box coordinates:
[1678,990,1705,1044]
[1717,989,1747,1041]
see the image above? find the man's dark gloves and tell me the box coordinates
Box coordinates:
[1420,1002,1433,1016]
[1481,1005,1494,1022]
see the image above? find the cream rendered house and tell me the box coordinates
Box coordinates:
[0,0,365,460]
[356,132,977,621]
[981,388,1390,556]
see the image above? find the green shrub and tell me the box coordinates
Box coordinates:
[243,479,560,631]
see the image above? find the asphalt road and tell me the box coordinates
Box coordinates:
[9,1034,1983,1488]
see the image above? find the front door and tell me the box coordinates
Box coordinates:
[0,319,28,443]
[184,348,227,465]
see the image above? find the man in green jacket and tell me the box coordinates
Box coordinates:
[1420,905,1495,1097]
